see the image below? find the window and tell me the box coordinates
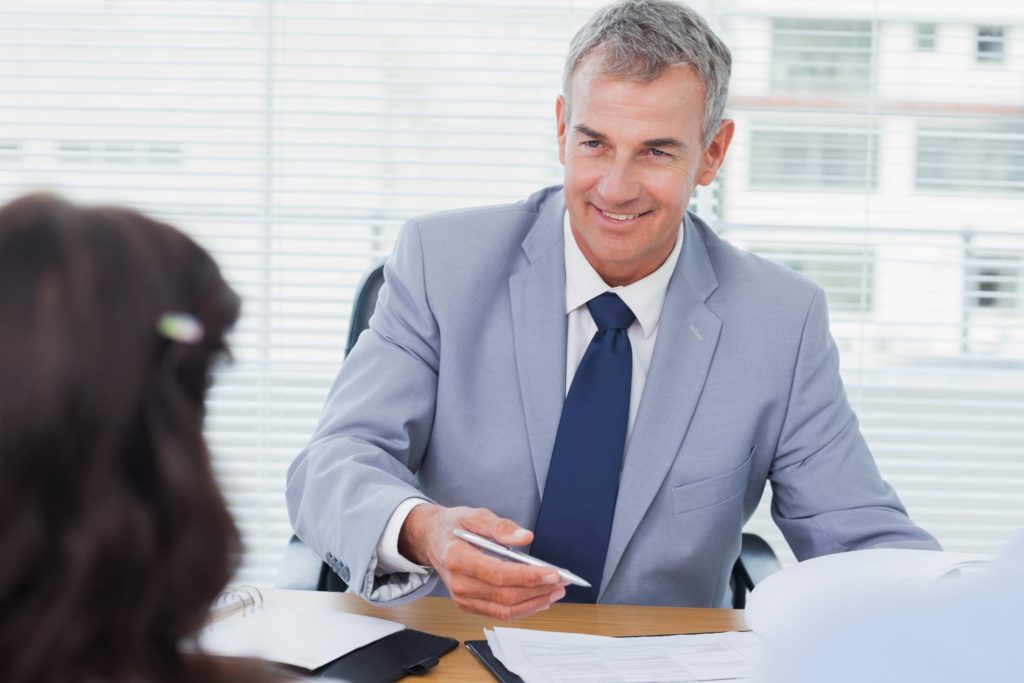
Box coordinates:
[962,248,1024,359]
[0,0,594,585]
[0,140,18,163]
[2,1,1022,581]
[56,141,183,167]
[966,252,1023,311]
[752,245,874,313]
[728,11,1024,563]
[916,122,1024,195]
[750,125,878,191]
[771,19,874,93]
[915,23,937,51]
[977,26,1006,64]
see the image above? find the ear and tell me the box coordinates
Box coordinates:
[556,95,568,166]
[696,119,735,186]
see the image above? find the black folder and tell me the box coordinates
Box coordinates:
[291,628,457,682]
[465,640,525,683]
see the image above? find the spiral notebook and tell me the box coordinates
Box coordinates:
[199,586,405,670]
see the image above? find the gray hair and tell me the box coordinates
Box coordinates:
[562,0,732,148]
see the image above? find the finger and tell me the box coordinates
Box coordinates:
[454,588,563,621]
[448,542,561,587]
[449,571,563,605]
[461,509,533,547]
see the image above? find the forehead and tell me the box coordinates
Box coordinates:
[567,58,705,141]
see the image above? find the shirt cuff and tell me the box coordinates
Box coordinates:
[367,569,436,603]
[374,497,431,576]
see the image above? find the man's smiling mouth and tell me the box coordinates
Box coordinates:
[599,208,651,221]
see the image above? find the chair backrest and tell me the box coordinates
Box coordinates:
[730,532,782,608]
[344,262,386,357]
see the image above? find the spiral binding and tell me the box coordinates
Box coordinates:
[208,585,264,625]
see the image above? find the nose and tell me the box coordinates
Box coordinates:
[596,157,641,208]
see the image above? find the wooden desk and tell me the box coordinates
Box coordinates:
[271,589,749,681]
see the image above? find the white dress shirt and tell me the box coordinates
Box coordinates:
[563,213,682,438]
[370,212,684,584]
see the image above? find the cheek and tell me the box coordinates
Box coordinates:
[644,170,692,209]
[563,159,600,194]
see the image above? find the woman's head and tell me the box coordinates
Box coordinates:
[0,193,241,682]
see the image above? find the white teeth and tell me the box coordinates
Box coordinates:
[602,211,641,221]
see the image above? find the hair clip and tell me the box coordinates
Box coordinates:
[156,312,204,344]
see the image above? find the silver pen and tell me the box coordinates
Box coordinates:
[453,528,591,588]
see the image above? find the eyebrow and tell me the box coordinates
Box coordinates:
[573,124,687,150]
[645,136,686,150]
[574,124,607,141]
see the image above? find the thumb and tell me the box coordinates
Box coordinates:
[488,517,533,548]
[462,510,533,547]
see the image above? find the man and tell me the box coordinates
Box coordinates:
[287,0,938,620]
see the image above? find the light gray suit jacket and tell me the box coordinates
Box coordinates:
[286,185,939,608]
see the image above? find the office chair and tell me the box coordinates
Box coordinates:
[342,262,386,358]
[730,533,781,608]
[277,262,783,606]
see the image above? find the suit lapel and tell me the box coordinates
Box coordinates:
[509,194,568,496]
[600,214,723,596]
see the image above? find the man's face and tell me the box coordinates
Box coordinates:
[557,57,734,286]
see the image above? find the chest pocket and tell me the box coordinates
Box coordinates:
[671,446,756,515]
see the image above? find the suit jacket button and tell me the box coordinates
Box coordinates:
[340,564,351,582]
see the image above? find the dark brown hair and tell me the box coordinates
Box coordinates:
[0,193,266,682]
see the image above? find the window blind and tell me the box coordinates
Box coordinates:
[0,0,603,584]
[1,0,1021,583]
[722,0,1024,563]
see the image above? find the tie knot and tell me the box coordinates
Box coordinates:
[587,292,635,331]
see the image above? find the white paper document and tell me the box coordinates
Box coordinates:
[200,600,404,670]
[485,627,763,682]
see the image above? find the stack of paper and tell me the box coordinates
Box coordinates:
[484,627,763,682]
[479,550,992,682]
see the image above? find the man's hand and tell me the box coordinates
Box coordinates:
[399,504,566,620]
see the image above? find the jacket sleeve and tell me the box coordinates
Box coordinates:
[286,219,442,604]
[768,288,941,558]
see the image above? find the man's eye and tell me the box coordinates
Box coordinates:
[582,140,602,149]
[650,148,670,158]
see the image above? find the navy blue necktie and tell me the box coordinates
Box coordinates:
[530,292,634,602]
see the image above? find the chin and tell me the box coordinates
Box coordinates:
[592,235,643,261]
[590,250,644,280]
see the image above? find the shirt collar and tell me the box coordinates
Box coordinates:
[563,211,683,339]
